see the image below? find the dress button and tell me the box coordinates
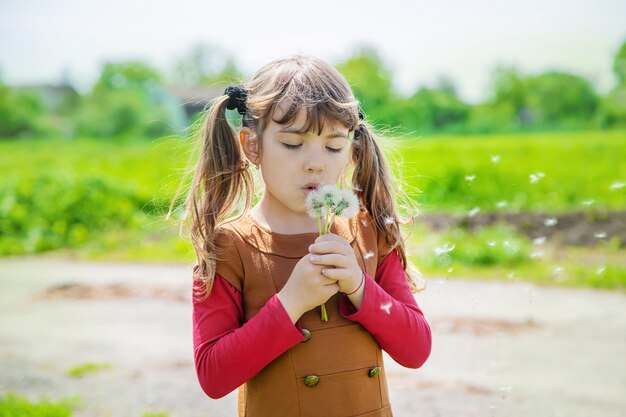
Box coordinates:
[368,367,381,378]
[304,375,320,387]
[301,328,312,343]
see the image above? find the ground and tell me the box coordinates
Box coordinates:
[1,256,625,417]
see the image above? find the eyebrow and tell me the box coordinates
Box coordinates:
[278,127,349,139]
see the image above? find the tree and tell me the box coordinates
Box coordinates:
[336,47,394,122]
[525,72,598,126]
[75,61,176,138]
[613,40,626,86]
[173,43,244,85]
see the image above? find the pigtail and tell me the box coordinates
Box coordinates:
[351,120,422,293]
[174,93,254,301]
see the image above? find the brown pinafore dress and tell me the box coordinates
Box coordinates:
[214,210,394,417]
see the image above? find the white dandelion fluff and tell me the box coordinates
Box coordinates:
[582,199,595,206]
[384,216,395,225]
[609,181,625,190]
[533,236,546,245]
[594,231,607,239]
[491,155,501,164]
[468,207,480,217]
[335,188,360,218]
[530,251,544,259]
[380,302,392,315]
[487,241,497,247]
[363,251,375,260]
[530,172,545,183]
[434,243,455,256]
[544,218,558,227]
[317,184,341,207]
[465,175,476,183]
[496,200,508,208]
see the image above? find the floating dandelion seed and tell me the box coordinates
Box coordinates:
[609,181,625,190]
[363,251,375,260]
[487,241,497,247]
[434,243,455,256]
[496,200,508,208]
[530,172,545,183]
[530,251,544,259]
[507,272,515,280]
[360,219,369,227]
[491,155,501,164]
[533,236,546,245]
[468,207,480,217]
[499,386,512,400]
[596,266,606,275]
[384,216,395,225]
[594,231,607,239]
[447,267,454,273]
[544,218,558,227]
[380,302,392,315]
[582,199,595,206]
[553,266,564,276]
[465,175,476,183]
[352,184,363,193]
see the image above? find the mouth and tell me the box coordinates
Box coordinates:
[302,182,320,195]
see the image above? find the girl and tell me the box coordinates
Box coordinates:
[175,55,431,417]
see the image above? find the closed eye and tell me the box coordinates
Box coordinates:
[282,143,343,153]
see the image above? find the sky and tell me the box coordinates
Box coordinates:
[1,0,625,103]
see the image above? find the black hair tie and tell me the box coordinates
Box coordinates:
[224,85,248,115]
[358,109,364,120]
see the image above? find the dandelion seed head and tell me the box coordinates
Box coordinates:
[335,189,359,218]
[318,184,341,207]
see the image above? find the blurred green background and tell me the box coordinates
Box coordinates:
[1,42,625,291]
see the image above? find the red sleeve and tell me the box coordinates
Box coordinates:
[338,250,432,368]
[192,274,306,399]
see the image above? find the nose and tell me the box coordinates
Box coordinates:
[304,149,324,173]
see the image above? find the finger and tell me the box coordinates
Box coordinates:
[309,241,350,255]
[310,253,350,268]
[314,233,348,245]
[320,267,349,279]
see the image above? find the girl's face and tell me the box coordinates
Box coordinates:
[252,106,352,218]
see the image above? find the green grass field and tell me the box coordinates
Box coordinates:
[1,130,625,289]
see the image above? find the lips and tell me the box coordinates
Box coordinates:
[302,182,320,191]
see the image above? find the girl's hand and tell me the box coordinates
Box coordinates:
[278,253,340,324]
[308,233,362,294]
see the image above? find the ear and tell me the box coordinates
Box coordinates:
[239,127,260,166]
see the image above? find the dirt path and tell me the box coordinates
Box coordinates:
[1,256,625,417]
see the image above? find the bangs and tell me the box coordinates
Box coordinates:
[271,100,352,136]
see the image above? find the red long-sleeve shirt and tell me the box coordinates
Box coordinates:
[192,249,432,400]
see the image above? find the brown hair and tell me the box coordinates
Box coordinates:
[168,55,421,301]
